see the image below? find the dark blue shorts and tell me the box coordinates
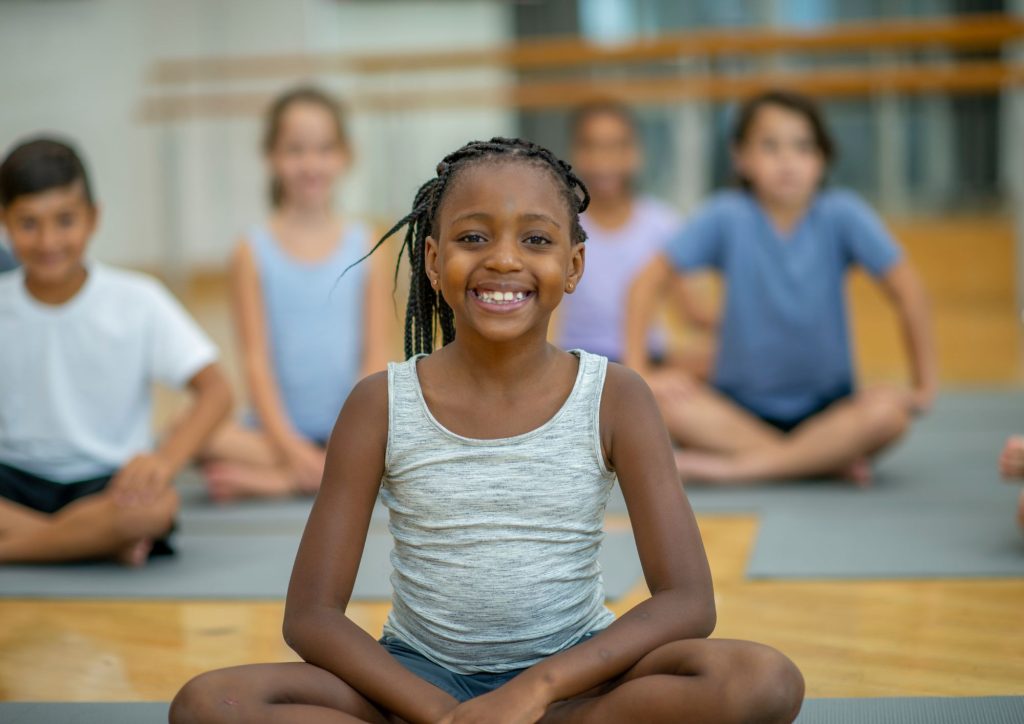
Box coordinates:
[0,463,111,514]
[379,632,599,703]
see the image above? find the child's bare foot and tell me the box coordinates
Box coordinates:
[203,462,297,502]
[116,538,152,567]
[839,457,873,488]
[999,436,1024,479]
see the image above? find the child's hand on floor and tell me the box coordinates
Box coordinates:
[283,438,327,493]
[999,436,1024,479]
[909,384,937,416]
[109,453,173,507]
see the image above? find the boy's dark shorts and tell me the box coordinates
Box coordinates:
[0,463,112,514]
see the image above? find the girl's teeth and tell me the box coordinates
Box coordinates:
[478,290,527,304]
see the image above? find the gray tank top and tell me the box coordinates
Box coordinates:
[380,349,617,674]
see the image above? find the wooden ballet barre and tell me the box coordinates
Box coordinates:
[139,59,1024,122]
[148,13,1024,85]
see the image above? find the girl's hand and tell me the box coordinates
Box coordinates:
[283,438,327,493]
[109,453,173,507]
[434,679,550,724]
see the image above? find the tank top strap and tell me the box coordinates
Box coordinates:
[563,350,611,476]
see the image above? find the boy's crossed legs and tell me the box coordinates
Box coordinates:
[170,638,803,724]
[0,487,177,565]
[650,375,910,484]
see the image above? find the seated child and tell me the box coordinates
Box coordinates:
[170,137,804,723]
[556,100,688,364]
[626,90,937,484]
[0,137,232,565]
[199,86,393,501]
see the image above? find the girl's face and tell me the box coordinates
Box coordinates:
[425,161,584,346]
[733,103,826,209]
[2,181,96,288]
[572,112,640,202]
[267,102,348,209]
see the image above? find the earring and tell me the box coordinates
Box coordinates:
[566,282,575,292]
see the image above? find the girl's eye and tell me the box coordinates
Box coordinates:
[524,235,551,246]
[56,213,76,227]
[458,233,486,244]
[18,219,36,231]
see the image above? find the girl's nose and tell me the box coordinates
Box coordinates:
[484,235,524,273]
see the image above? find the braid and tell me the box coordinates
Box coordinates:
[345,137,590,359]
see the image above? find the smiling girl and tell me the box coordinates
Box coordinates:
[171,137,803,724]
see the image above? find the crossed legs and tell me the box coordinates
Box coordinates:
[654,381,910,484]
[170,638,803,724]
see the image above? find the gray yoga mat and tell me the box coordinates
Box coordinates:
[4,696,1021,723]
[795,696,1024,723]
[0,703,170,724]
[748,498,1024,579]
[0,530,643,601]
[604,390,1024,517]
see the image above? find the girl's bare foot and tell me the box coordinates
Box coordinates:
[203,462,297,502]
[116,538,152,567]
[999,436,1024,479]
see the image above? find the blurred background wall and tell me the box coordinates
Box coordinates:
[1,0,1022,384]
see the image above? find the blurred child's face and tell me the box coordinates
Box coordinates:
[733,104,826,208]
[1,181,96,287]
[425,161,584,345]
[572,112,641,202]
[268,101,348,209]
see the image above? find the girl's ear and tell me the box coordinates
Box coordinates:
[566,242,585,294]
[425,235,440,290]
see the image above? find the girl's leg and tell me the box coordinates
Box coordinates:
[199,422,297,500]
[675,387,910,484]
[0,487,177,564]
[651,376,783,455]
[170,662,391,724]
[200,422,283,468]
[544,639,804,724]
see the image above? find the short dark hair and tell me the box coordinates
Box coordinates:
[569,99,638,142]
[731,90,835,188]
[0,137,94,208]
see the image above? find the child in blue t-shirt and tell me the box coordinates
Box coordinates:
[625,90,937,484]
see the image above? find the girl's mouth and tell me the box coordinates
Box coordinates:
[470,288,534,311]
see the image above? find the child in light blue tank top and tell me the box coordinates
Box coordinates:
[173,137,803,723]
[625,90,937,485]
[198,87,394,501]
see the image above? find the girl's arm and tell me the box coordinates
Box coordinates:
[230,240,312,456]
[360,228,397,378]
[444,364,715,721]
[877,259,938,413]
[282,373,460,724]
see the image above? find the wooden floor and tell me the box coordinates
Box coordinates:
[1,216,1022,703]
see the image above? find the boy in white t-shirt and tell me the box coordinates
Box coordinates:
[0,137,232,565]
